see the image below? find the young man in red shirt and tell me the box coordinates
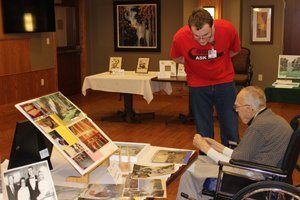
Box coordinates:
[170,8,240,146]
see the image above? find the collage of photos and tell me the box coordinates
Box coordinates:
[3,161,57,200]
[15,92,118,175]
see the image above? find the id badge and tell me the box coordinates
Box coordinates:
[208,49,217,59]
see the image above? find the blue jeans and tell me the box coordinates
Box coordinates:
[189,82,239,146]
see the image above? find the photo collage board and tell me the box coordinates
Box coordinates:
[15,92,118,175]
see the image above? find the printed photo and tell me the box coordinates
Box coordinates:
[151,150,193,164]
[278,55,300,79]
[48,130,69,149]
[78,184,124,200]
[37,92,83,125]
[36,116,58,133]
[69,118,109,153]
[3,161,57,200]
[20,102,46,120]
[109,57,122,71]
[131,164,175,178]
[72,151,94,170]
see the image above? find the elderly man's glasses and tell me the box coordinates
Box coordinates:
[233,104,250,112]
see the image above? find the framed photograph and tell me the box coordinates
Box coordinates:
[136,57,150,73]
[109,57,122,71]
[177,64,186,77]
[159,60,177,76]
[251,6,273,44]
[278,55,300,79]
[113,0,161,52]
[3,161,58,200]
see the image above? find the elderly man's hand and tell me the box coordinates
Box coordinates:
[193,134,210,154]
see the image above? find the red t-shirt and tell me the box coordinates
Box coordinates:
[170,19,240,87]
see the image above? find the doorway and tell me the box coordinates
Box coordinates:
[55,0,81,96]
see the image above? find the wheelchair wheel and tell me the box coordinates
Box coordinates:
[232,181,300,200]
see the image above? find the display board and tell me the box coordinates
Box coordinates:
[15,92,118,175]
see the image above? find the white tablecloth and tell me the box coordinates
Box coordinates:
[82,71,172,104]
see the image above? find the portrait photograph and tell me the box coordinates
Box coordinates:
[3,161,57,200]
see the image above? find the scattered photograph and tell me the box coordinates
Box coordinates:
[78,184,124,200]
[131,164,175,178]
[278,55,300,79]
[36,116,58,133]
[55,185,85,200]
[3,161,57,200]
[109,57,122,71]
[123,178,165,198]
[151,150,193,164]
[69,118,109,153]
[110,142,150,163]
[136,57,150,73]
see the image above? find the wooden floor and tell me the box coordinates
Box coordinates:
[0,91,299,199]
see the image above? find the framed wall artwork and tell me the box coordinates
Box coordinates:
[109,57,122,71]
[113,0,161,52]
[159,60,176,76]
[278,55,300,79]
[136,57,150,73]
[251,6,273,44]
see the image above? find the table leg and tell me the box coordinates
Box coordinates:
[101,93,155,123]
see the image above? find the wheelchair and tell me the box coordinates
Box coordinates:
[182,114,300,200]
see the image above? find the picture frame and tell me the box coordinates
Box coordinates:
[113,0,161,52]
[159,60,177,76]
[177,64,186,77]
[136,58,150,73]
[251,6,273,44]
[278,55,300,79]
[109,57,122,71]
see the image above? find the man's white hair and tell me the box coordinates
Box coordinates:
[240,86,266,110]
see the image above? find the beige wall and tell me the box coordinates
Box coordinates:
[86,0,183,74]
[241,0,285,88]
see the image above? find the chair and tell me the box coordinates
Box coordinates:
[213,114,300,199]
[232,47,253,87]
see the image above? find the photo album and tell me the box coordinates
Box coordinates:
[14,92,118,175]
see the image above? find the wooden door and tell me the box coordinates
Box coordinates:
[55,0,81,96]
[283,0,300,54]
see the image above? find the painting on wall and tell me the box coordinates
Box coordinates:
[251,6,273,44]
[113,0,161,52]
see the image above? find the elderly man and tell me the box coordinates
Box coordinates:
[177,86,293,199]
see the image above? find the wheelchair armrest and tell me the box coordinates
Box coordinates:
[228,159,287,178]
[218,160,287,178]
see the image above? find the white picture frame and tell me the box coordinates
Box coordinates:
[136,58,150,73]
[109,57,122,71]
[3,161,58,200]
[177,64,186,77]
[278,55,300,79]
[159,60,177,76]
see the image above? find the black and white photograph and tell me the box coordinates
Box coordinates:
[151,149,193,164]
[3,161,57,200]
